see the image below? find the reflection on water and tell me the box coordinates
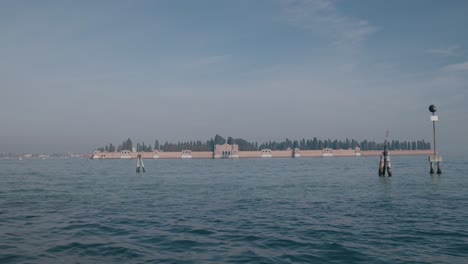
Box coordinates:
[378,176,392,197]
[431,174,442,185]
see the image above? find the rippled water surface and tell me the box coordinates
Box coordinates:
[1,156,468,263]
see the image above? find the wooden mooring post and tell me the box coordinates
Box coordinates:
[136,153,145,173]
[379,131,392,177]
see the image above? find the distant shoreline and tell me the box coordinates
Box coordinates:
[92,149,433,160]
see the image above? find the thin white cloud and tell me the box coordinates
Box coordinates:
[442,61,468,72]
[427,45,463,56]
[280,0,378,45]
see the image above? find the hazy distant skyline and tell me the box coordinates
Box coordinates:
[1,0,467,154]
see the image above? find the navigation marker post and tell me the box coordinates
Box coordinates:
[429,105,442,174]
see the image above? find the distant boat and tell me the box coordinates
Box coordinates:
[19,157,23,160]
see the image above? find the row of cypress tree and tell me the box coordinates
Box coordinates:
[97,135,431,152]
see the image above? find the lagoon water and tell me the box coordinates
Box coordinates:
[1,156,467,263]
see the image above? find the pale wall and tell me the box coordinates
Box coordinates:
[93,150,434,159]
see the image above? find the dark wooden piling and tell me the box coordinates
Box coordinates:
[136,153,145,173]
[379,134,392,177]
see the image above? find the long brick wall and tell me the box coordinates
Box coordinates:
[92,149,433,159]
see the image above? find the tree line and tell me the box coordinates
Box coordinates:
[96,135,431,152]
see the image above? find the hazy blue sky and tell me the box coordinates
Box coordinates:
[1,0,467,154]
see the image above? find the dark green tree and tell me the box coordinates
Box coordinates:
[154,140,160,151]
[214,134,226,145]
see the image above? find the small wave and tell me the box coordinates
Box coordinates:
[10,188,46,193]
[413,230,468,239]
[189,229,215,235]
[318,242,371,262]
[139,236,166,244]
[278,253,326,263]
[22,215,40,219]
[0,245,16,250]
[63,223,99,230]
[224,234,262,242]
[0,253,35,263]
[264,238,312,249]
[166,239,203,248]
[225,250,272,263]
[302,228,352,238]
[46,242,143,259]
[438,243,468,257]
[62,223,131,236]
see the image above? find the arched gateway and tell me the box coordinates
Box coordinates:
[214,143,239,159]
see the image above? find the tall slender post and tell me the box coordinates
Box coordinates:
[428,105,441,174]
[432,112,436,160]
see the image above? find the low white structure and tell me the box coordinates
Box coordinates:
[38,154,49,159]
[293,148,301,158]
[93,151,101,159]
[153,150,160,159]
[322,148,334,157]
[261,149,273,158]
[181,150,192,159]
[355,147,361,156]
[120,150,131,159]
[93,151,107,159]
